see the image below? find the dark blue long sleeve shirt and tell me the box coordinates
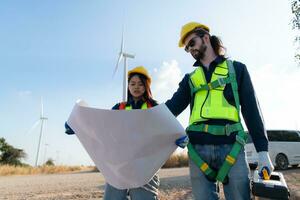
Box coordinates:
[165,56,268,152]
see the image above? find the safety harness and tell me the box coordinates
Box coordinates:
[187,60,248,184]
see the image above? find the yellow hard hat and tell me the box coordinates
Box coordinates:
[178,22,210,47]
[128,66,152,85]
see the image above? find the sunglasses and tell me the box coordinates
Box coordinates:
[184,36,198,52]
[184,34,204,52]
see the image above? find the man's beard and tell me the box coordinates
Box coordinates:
[191,42,207,60]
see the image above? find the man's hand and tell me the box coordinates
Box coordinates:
[175,135,189,148]
[258,151,274,179]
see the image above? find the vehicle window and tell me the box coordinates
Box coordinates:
[267,130,300,142]
[247,130,300,143]
[283,131,300,142]
[267,131,282,141]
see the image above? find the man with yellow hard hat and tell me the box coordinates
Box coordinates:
[165,22,274,199]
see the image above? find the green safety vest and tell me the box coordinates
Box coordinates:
[189,60,239,125]
[186,60,247,183]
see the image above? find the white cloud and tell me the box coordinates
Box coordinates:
[151,60,190,128]
[250,64,300,130]
[151,60,183,102]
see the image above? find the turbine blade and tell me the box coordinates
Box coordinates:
[26,120,41,134]
[113,25,125,77]
[113,54,123,77]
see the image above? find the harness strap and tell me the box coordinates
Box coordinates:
[186,123,243,136]
[146,101,153,108]
[227,60,241,120]
[216,130,247,182]
[119,102,127,110]
[187,143,217,180]
[191,76,235,93]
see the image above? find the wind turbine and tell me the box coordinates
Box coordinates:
[28,97,48,167]
[113,27,135,102]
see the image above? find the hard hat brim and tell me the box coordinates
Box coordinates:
[178,23,210,47]
[128,66,152,85]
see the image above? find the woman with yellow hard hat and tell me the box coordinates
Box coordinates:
[103,66,160,200]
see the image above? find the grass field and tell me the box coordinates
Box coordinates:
[0,165,94,176]
[0,153,188,176]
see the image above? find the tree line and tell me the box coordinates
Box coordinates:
[292,0,300,63]
[0,137,27,166]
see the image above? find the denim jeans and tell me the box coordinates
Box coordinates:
[103,174,159,200]
[189,144,251,200]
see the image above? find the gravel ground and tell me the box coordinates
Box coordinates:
[0,167,299,200]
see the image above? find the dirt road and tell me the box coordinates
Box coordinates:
[0,167,299,200]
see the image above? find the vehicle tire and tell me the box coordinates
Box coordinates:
[291,164,298,168]
[275,154,289,170]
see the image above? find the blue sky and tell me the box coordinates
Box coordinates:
[0,0,299,166]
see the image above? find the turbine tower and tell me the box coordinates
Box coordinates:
[29,97,48,166]
[113,27,135,102]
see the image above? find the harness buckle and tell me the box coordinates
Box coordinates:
[204,124,209,133]
[207,83,212,90]
[224,124,231,136]
[217,78,226,87]
[235,135,246,146]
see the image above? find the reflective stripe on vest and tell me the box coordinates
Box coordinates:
[189,60,239,125]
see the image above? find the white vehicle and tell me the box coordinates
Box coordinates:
[245,130,300,170]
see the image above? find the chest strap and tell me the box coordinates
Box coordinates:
[191,76,235,94]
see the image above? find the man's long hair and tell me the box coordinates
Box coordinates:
[194,29,226,57]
